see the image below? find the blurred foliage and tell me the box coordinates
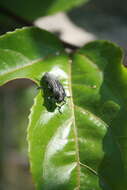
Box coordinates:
[0,0,89,21]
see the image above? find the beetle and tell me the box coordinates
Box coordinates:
[38,72,66,113]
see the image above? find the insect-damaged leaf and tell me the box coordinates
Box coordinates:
[0,27,127,190]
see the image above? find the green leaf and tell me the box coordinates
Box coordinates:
[28,40,127,189]
[71,41,127,189]
[0,0,89,21]
[0,27,64,85]
[0,27,127,189]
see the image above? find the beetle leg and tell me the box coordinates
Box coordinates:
[37,86,43,90]
[58,105,62,114]
[48,84,51,89]
[63,99,66,103]
[61,101,66,106]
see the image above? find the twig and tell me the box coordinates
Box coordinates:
[0,6,33,26]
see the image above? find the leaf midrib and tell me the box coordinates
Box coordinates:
[68,59,81,189]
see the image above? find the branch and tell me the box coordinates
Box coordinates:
[0,6,33,26]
